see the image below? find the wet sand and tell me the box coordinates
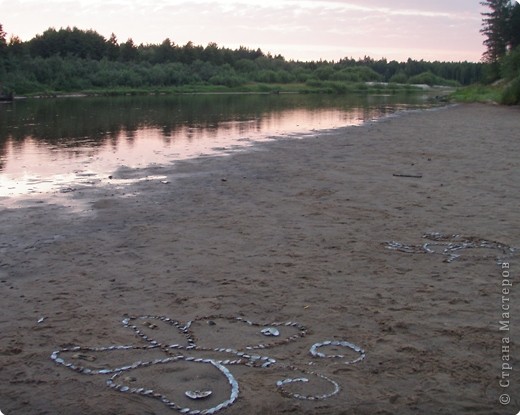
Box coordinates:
[1,103,519,415]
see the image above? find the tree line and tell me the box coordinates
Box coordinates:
[1,24,486,95]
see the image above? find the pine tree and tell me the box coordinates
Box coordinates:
[106,33,119,60]
[0,23,7,49]
[510,2,520,49]
[480,0,511,63]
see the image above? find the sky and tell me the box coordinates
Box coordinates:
[1,0,490,62]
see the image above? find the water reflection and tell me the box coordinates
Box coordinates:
[0,93,435,198]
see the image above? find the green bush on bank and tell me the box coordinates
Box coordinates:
[500,46,520,80]
[449,84,503,103]
[407,71,461,87]
[330,66,382,82]
[501,76,520,104]
[499,46,520,105]
[389,70,408,84]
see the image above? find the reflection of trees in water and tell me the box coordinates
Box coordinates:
[0,138,7,169]
[0,94,429,151]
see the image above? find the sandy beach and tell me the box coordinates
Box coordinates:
[1,103,519,415]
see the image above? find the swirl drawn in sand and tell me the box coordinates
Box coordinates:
[384,232,517,263]
[51,315,365,414]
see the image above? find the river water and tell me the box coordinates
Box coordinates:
[0,93,440,200]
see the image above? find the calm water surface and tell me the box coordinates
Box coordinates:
[0,93,438,199]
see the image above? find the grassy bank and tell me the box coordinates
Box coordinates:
[450,84,504,103]
[450,78,520,105]
[17,81,425,98]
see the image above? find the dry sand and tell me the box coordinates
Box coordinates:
[1,103,519,415]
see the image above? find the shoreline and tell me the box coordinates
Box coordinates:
[1,103,519,414]
[0,98,447,206]
[6,82,447,100]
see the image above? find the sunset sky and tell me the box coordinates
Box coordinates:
[2,0,489,62]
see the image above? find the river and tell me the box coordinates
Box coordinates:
[0,93,442,200]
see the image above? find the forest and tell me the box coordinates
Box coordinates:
[0,25,483,96]
[0,0,519,101]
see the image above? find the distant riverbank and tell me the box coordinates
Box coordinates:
[9,81,437,99]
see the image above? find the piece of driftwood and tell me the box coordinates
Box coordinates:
[392,173,423,178]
